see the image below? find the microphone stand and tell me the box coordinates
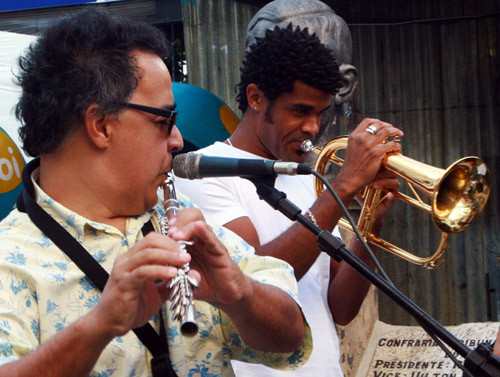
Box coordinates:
[248,178,500,377]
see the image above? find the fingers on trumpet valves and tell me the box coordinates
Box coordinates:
[365,123,402,141]
[359,118,403,140]
[381,135,401,144]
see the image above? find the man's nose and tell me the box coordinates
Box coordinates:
[301,115,320,135]
[168,125,184,153]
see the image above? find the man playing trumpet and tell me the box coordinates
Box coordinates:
[175,22,404,377]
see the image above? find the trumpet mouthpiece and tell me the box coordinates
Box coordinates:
[301,140,314,152]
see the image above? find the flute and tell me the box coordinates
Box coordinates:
[160,174,199,336]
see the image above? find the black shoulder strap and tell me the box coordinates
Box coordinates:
[17,158,177,377]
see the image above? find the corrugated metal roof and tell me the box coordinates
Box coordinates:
[181,0,256,115]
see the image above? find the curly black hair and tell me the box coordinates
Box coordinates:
[236,24,342,113]
[15,8,169,157]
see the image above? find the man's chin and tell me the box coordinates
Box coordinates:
[294,151,308,164]
[139,193,161,214]
[147,197,161,211]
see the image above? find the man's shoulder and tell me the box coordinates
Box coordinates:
[196,142,260,159]
[0,208,37,235]
[195,142,227,156]
[0,209,47,262]
[0,209,44,244]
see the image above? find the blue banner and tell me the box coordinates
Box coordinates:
[0,0,123,13]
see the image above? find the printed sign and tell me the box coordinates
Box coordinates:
[356,320,499,377]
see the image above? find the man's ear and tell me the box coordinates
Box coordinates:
[246,83,264,111]
[335,64,358,105]
[84,104,113,149]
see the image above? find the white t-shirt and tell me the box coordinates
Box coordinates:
[175,142,344,377]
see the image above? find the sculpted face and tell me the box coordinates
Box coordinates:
[246,0,352,64]
[246,0,357,104]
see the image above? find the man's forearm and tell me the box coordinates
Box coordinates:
[0,310,114,377]
[327,238,376,325]
[256,177,358,280]
[218,278,305,353]
[327,218,383,326]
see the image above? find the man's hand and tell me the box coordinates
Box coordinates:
[93,233,192,337]
[167,208,250,305]
[167,207,305,353]
[326,118,403,325]
[0,233,195,377]
[355,167,400,222]
[336,118,404,195]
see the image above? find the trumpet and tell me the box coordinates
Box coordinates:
[301,137,491,269]
[161,174,199,335]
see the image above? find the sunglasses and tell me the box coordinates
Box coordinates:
[120,102,178,135]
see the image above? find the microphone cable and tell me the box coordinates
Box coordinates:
[310,170,393,284]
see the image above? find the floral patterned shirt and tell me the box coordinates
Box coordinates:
[0,171,311,377]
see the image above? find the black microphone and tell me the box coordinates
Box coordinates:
[172,152,312,179]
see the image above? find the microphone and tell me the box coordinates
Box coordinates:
[172,152,312,179]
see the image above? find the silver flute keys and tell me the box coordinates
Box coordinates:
[161,174,199,336]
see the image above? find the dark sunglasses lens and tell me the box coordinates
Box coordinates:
[168,112,178,134]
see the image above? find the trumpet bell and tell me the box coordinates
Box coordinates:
[383,153,491,234]
[309,136,491,268]
[432,157,491,233]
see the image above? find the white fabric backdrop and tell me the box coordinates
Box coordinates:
[0,31,36,161]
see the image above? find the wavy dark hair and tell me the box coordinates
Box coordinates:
[15,8,169,157]
[236,24,342,113]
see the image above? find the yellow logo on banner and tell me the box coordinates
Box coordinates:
[219,104,239,135]
[0,128,24,194]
